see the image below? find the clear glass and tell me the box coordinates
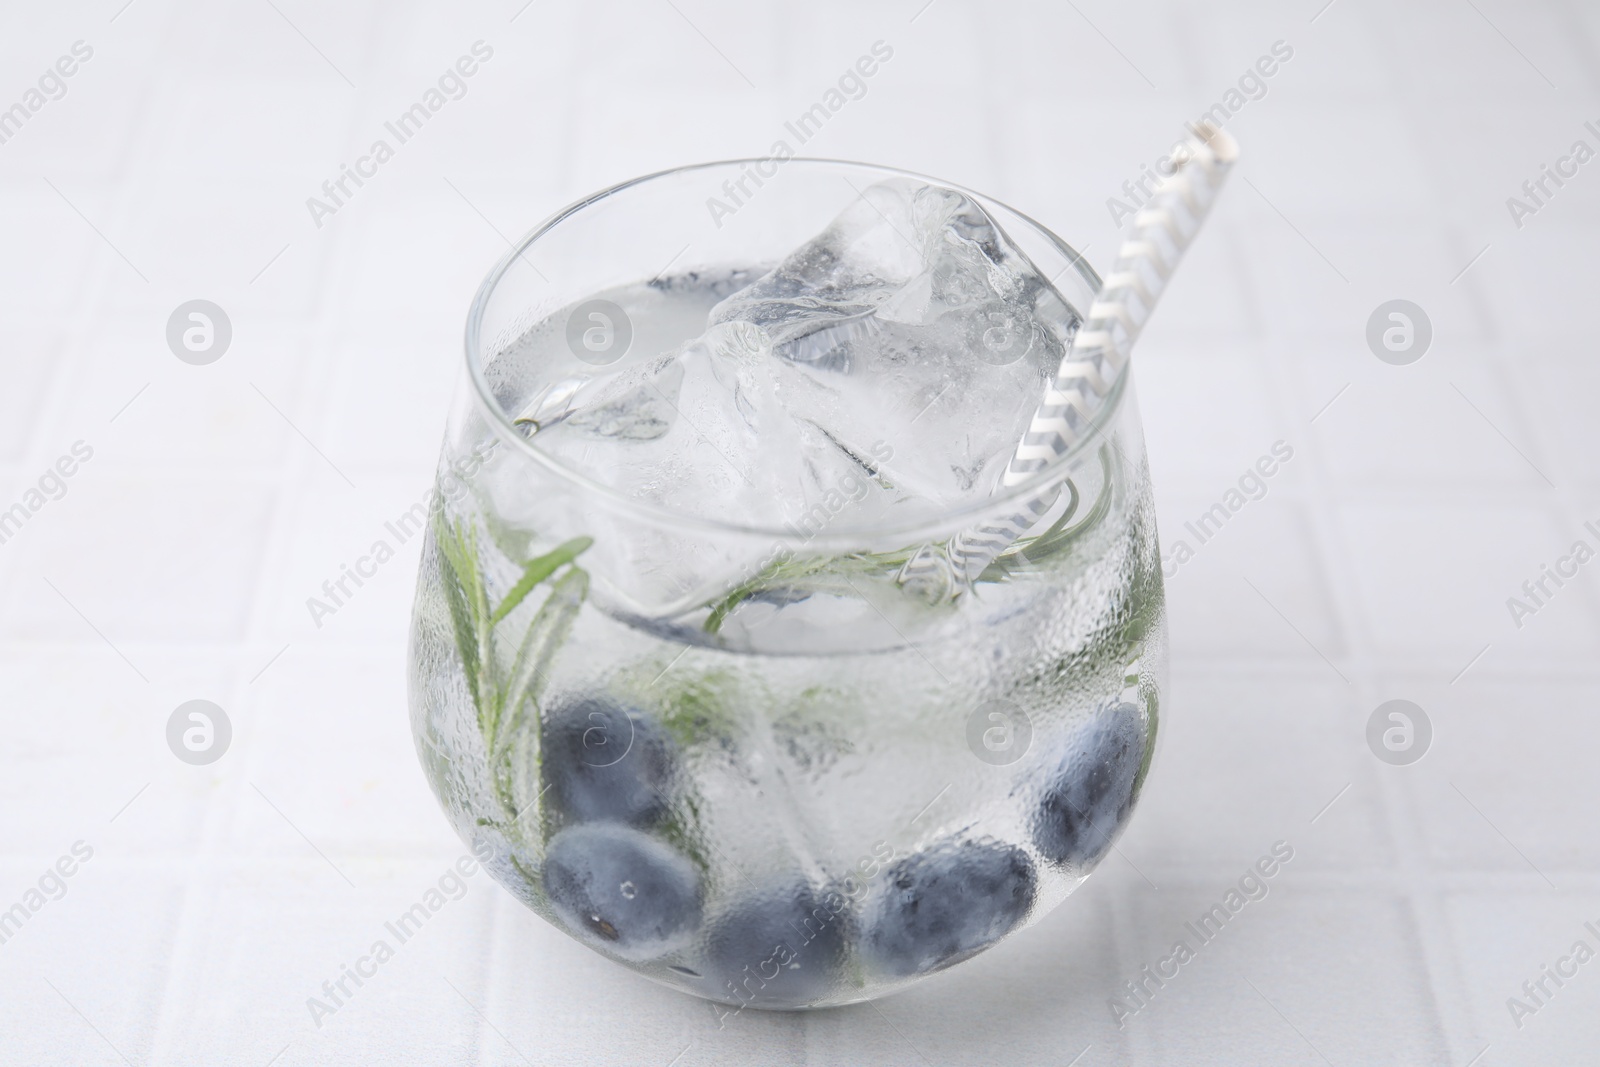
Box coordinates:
[408,160,1166,1010]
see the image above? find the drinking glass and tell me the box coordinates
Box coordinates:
[408,160,1166,1010]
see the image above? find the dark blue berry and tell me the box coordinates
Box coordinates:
[542,698,672,827]
[542,824,702,960]
[701,882,849,1008]
[861,839,1036,976]
[1031,701,1146,867]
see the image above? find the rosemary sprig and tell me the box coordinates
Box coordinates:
[702,549,920,634]
[434,514,593,830]
[494,565,587,823]
[490,536,593,627]
[699,447,1116,632]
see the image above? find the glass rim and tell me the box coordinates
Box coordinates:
[463,156,1124,544]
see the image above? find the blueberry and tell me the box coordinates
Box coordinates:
[701,882,849,1008]
[542,698,673,827]
[1031,700,1146,867]
[861,840,1036,977]
[542,824,702,961]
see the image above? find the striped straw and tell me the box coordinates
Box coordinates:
[899,122,1239,600]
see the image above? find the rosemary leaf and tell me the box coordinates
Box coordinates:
[490,536,594,627]
[434,517,487,720]
[493,566,590,825]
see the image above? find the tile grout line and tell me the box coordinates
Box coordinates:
[1351,7,1579,1060]
[1227,21,1466,1056]
[141,0,404,1059]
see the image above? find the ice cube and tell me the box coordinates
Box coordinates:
[708,178,1078,505]
[529,320,876,532]
[501,182,1079,620]
[558,360,681,442]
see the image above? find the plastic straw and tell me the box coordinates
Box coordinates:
[900,122,1239,599]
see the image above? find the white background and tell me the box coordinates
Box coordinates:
[2,0,1598,1064]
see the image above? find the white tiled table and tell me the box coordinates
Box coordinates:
[2,1,1597,1063]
